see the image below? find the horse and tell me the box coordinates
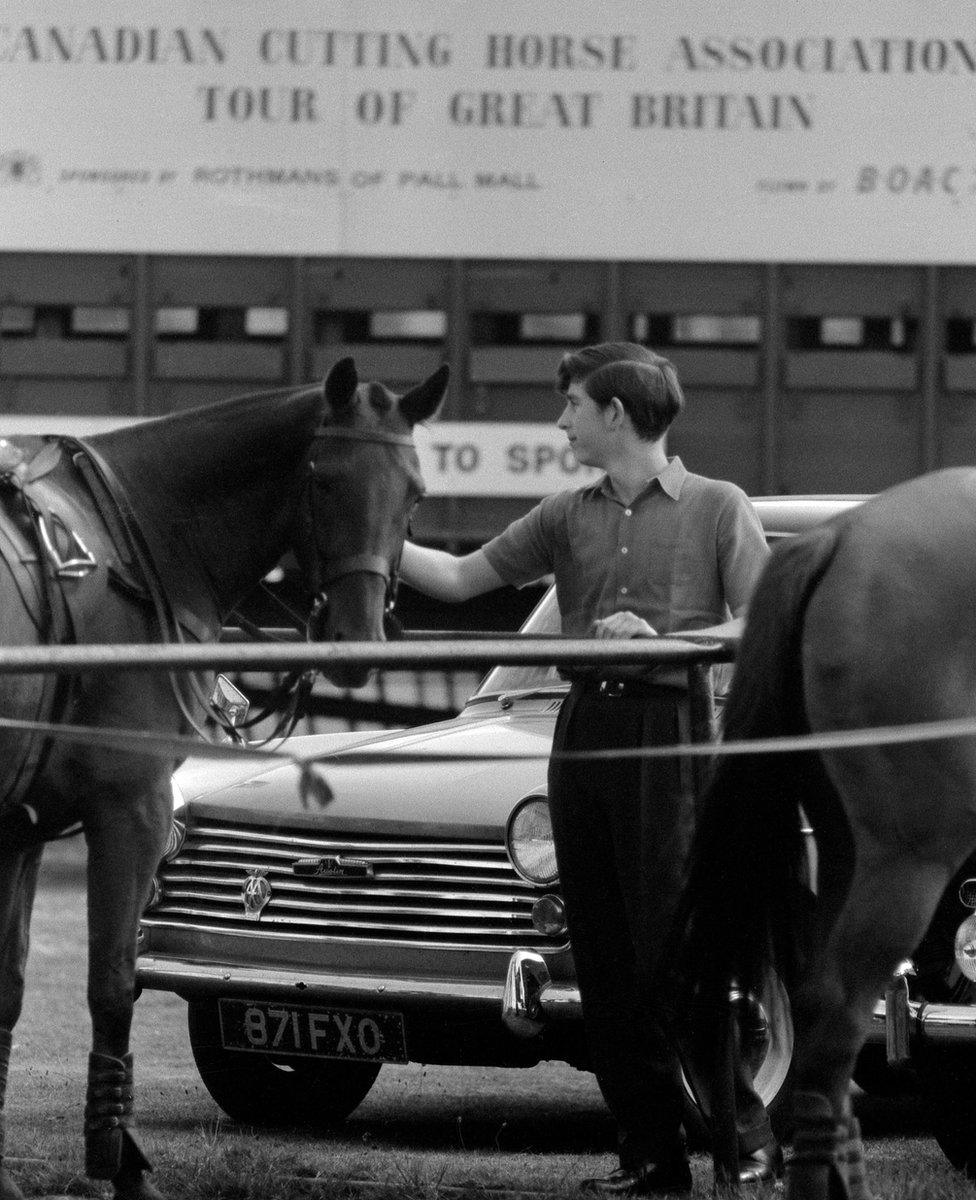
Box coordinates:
[0,355,448,1200]
[673,467,976,1200]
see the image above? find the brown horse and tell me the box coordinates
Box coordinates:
[0,356,447,1200]
[674,468,976,1200]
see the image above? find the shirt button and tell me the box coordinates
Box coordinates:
[620,546,628,555]
[624,509,632,517]
[620,586,629,595]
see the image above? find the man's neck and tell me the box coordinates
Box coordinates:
[605,443,670,506]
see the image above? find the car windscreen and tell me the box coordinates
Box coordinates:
[472,586,564,697]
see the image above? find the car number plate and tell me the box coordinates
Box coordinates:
[218,999,407,1063]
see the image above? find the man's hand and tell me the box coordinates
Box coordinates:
[590,611,657,639]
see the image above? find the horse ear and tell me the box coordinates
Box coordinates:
[399,364,449,426]
[324,357,359,413]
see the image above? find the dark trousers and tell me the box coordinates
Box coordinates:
[548,680,772,1169]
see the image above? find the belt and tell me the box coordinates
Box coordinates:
[575,675,681,699]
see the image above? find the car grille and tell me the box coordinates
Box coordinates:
[143,818,566,951]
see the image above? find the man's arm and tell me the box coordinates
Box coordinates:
[692,614,745,639]
[589,612,745,640]
[400,542,506,602]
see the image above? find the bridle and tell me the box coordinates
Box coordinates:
[306,422,420,636]
[223,421,420,743]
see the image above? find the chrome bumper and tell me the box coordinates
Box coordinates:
[502,949,580,1036]
[136,955,507,1009]
[141,950,976,1054]
[872,995,976,1048]
[502,950,976,1054]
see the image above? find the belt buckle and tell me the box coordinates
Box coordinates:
[598,679,626,698]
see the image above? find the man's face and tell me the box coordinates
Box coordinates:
[557,380,610,468]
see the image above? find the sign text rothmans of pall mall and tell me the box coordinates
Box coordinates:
[2,1,974,263]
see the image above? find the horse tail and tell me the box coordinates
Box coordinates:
[673,517,845,1006]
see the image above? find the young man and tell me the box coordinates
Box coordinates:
[399,342,777,1196]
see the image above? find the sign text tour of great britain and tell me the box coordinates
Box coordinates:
[1,2,974,262]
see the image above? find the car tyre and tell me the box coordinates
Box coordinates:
[187,999,381,1128]
[679,969,794,1144]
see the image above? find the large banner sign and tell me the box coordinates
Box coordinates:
[1,1,974,262]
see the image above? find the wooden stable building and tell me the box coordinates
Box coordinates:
[0,253,972,547]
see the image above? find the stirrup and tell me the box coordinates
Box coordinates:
[84,1053,152,1181]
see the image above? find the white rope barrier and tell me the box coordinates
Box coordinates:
[1,637,974,763]
[3,706,976,767]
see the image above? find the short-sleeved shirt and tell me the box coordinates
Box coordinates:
[482,457,769,638]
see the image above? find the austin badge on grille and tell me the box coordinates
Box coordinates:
[242,869,272,920]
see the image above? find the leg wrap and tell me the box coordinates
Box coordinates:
[786,1091,854,1200]
[84,1053,152,1181]
[843,1115,870,1200]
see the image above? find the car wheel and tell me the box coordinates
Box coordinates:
[917,1045,976,1178]
[187,999,381,1128]
[679,969,794,1143]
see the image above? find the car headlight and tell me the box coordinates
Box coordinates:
[506,795,559,886]
[161,776,187,862]
[955,911,976,983]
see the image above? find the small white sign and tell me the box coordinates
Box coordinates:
[414,421,601,496]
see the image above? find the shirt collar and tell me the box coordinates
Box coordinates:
[655,456,687,499]
[595,456,688,503]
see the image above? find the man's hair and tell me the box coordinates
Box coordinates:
[556,341,684,442]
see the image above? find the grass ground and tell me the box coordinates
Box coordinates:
[4,838,973,1199]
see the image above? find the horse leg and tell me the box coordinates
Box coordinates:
[787,849,951,1200]
[0,842,43,1200]
[83,776,170,1200]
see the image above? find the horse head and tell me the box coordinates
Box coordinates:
[295,356,448,687]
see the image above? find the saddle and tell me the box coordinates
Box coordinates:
[0,433,221,815]
[0,436,90,811]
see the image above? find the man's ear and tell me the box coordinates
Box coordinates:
[606,396,627,428]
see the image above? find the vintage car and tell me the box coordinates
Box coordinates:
[134,492,976,1159]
